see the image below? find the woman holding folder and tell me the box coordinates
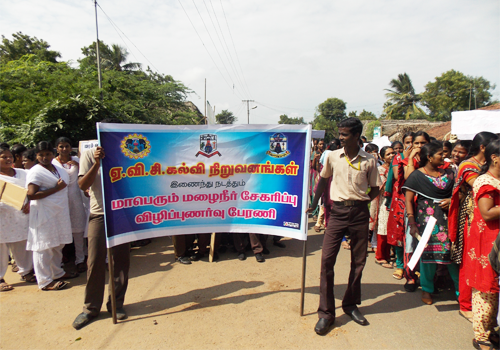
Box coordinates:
[0,145,34,291]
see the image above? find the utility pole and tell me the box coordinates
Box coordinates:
[469,85,472,110]
[474,85,477,110]
[94,0,103,100]
[204,78,207,125]
[242,100,255,124]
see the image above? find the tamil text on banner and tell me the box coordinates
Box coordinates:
[97,123,312,247]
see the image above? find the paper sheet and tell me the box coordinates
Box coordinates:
[407,216,437,271]
[0,179,27,211]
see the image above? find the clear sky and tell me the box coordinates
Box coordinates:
[1,0,499,124]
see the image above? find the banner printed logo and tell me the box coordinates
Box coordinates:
[267,132,290,158]
[120,134,151,159]
[196,134,222,158]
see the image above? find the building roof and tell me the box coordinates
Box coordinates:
[426,121,451,140]
[476,103,500,111]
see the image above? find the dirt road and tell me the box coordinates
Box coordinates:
[0,221,473,349]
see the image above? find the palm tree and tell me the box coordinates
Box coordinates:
[384,73,426,120]
[102,44,141,71]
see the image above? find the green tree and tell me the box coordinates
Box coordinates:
[311,98,347,142]
[384,73,427,120]
[1,52,200,145]
[358,110,377,120]
[316,98,347,123]
[421,70,496,121]
[79,42,141,71]
[278,114,306,124]
[215,109,236,124]
[0,32,60,64]
[365,120,381,140]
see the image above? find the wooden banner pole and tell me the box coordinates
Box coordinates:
[209,232,216,262]
[107,247,117,324]
[300,239,307,316]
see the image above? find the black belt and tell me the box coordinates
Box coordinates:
[333,200,366,207]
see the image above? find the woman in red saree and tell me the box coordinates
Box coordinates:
[386,133,413,280]
[449,133,498,322]
[466,139,500,350]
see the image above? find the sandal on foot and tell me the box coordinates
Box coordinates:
[314,225,321,232]
[472,339,496,350]
[459,310,473,323]
[41,281,68,291]
[0,279,14,292]
[375,260,393,269]
[341,241,351,250]
[76,263,87,273]
[56,271,79,280]
[392,268,404,280]
[20,271,37,283]
[11,262,19,273]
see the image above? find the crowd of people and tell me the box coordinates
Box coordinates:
[1,118,499,347]
[309,120,499,349]
[0,131,289,330]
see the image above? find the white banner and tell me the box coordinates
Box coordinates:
[451,110,500,140]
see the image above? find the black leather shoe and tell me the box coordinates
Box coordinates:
[314,318,334,335]
[344,308,368,326]
[72,312,96,330]
[273,241,286,248]
[255,253,265,263]
[262,248,270,255]
[237,253,246,261]
[175,256,192,265]
[189,252,204,261]
[404,282,418,292]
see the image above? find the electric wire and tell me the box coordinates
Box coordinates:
[189,0,245,99]
[219,0,253,99]
[96,2,161,73]
[177,0,242,99]
[255,101,311,122]
[233,102,245,120]
[97,6,141,69]
[207,0,250,98]
[201,0,249,98]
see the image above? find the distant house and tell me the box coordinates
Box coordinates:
[375,103,500,141]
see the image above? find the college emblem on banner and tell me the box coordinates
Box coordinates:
[196,134,221,158]
[267,132,290,158]
[120,133,151,159]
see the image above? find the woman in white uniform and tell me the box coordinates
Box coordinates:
[53,137,88,273]
[0,146,35,291]
[26,141,77,290]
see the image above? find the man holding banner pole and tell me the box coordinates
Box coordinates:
[72,144,131,330]
[309,117,381,335]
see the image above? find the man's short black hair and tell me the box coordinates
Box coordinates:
[364,143,379,153]
[338,117,363,138]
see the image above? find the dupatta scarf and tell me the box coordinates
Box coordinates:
[384,153,403,209]
[448,160,480,263]
[402,169,455,263]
